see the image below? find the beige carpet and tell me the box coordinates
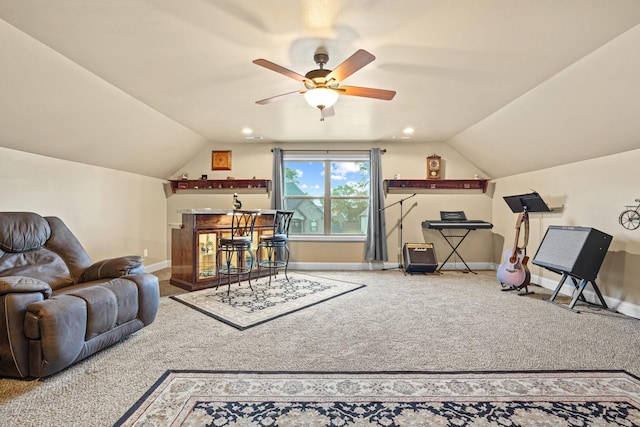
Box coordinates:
[1,270,640,426]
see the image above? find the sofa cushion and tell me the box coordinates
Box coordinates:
[0,212,51,253]
[58,278,140,340]
[64,286,118,341]
[0,249,74,290]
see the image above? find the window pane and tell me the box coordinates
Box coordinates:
[285,199,324,235]
[330,198,369,234]
[284,161,324,196]
[330,161,370,197]
[282,155,370,237]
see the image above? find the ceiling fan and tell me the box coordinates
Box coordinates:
[253,48,396,121]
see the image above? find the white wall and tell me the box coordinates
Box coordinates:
[492,147,640,314]
[0,147,168,268]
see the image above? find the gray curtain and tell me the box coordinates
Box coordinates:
[365,148,388,261]
[271,148,284,210]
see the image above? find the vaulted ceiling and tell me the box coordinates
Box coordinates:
[1,1,639,179]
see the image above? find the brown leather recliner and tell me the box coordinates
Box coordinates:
[0,212,159,378]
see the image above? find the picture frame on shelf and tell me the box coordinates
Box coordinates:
[212,151,232,170]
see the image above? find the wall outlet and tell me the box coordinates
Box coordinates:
[143,248,148,258]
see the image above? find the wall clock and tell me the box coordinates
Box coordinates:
[212,151,232,171]
[427,154,442,179]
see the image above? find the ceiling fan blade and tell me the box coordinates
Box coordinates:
[256,90,303,105]
[339,85,396,100]
[253,59,311,84]
[325,49,375,83]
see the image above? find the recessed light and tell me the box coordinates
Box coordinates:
[242,128,253,135]
[403,127,415,135]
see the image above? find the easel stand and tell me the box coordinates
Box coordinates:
[380,193,416,273]
[548,273,609,313]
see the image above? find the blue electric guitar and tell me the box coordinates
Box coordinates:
[497,211,530,289]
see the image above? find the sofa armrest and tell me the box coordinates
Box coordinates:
[24,295,87,377]
[80,255,144,282]
[0,276,52,378]
[121,273,160,326]
[0,276,52,298]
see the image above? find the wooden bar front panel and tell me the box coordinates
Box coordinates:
[170,211,275,291]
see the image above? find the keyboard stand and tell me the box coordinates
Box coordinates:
[436,229,477,274]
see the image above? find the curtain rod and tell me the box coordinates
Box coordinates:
[271,149,386,153]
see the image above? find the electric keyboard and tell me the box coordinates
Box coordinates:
[421,219,493,273]
[421,220,493,230]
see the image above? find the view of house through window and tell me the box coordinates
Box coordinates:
[283,154,370,237]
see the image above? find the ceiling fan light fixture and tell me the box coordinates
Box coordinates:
[304,87,339,110]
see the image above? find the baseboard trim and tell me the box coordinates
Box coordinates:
[531,273,640,320]
[288,262,387,271]
[287,261,494,271]
[144,260,170,273]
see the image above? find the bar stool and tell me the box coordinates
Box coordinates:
[216,209,259,294]
[257,210,294,285]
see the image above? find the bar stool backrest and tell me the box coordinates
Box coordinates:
[229,210,259,242]
[273,210,294,239]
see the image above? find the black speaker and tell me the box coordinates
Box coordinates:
[403,243,438,273]
[532,226,612,281]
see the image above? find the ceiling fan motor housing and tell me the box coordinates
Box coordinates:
[304,68,333,88]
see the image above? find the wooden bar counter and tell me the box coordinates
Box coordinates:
[170,209,275,291]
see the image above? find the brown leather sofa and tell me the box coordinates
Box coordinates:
[0,212,159,378]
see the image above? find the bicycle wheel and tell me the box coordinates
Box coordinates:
[619,209,640,230]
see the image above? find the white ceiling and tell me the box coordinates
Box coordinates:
[1,0,639,179]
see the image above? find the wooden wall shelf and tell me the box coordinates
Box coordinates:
[384,179,489,193]
[169,179,271,193]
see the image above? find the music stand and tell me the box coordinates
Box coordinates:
[503,192,551,214]
[501,192,550,294]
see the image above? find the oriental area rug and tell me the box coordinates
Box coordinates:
[115,370,640,426]
[170,273,365,330]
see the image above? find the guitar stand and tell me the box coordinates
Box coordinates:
[500,244,534,295]
[500,283,534,296]
[500,191,551,294]
[547,273,609,313]
[436,229,477,274]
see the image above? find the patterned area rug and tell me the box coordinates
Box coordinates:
[170,273,365,330]
[115,370,640,426]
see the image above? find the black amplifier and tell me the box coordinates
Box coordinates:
[403,243,438,273]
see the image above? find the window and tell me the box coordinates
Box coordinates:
[283,153,370,239]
